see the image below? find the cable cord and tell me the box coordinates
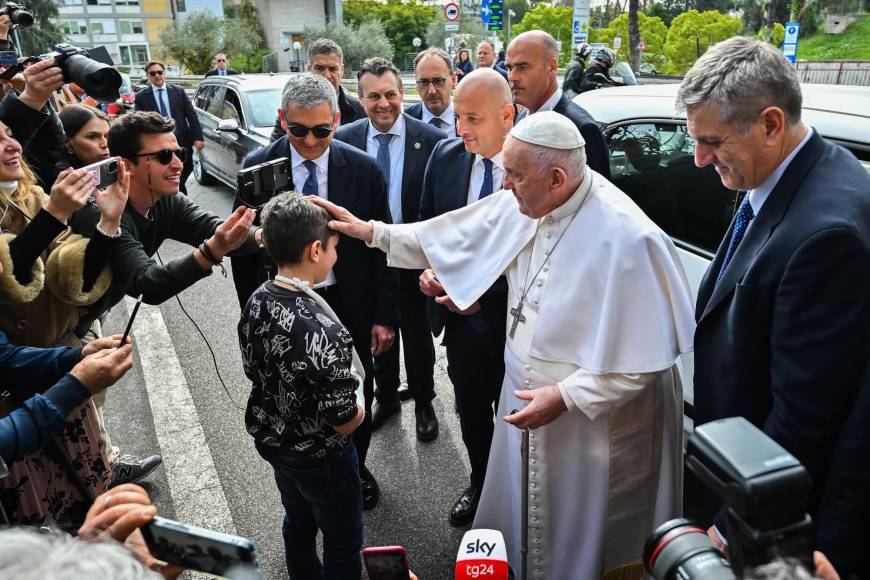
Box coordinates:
[155,250,246,411]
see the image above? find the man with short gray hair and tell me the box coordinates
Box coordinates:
[682,37,870,578]
[232,73,396,511]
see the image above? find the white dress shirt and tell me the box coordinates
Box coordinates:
[747,127,814,216]
[534,88,563,114]
[366,114,406,224]
[151,84,171,117]
[289,142,336,287]
[421,101,456,137]
[467,151,505,205]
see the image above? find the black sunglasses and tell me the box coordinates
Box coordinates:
[147,70,164,76]
[287,123,333,139]
[136,147,188,164]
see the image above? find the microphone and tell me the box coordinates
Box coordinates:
[456,529,509,580]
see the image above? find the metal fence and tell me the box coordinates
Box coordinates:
[795,61,870,86]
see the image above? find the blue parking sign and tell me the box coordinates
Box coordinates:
[782,21,800,65]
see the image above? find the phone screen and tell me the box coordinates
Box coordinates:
[142,517,256,577]
[363,549,410,580]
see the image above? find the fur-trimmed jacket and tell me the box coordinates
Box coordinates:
[0,188,113,348]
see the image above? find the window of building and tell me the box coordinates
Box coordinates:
[279,32,291,45]
[605,122,736,255]
[115,0,139,5]
[58,0,83,6]
[175,0,186,12]
[119,19,144,34]
[119,44,149,66]
[86,0,113,5]
[90,19,116,34]
[60,19,87,35]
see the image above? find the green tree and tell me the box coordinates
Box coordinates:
[644,0,695,27]
[424,17,486,56]
[16,0,63,55]
[596,12,669,70]
[662,9,743,74]
[302,20,393,73]
[512,4,574,64]
[159,11,262,74]
[344,0,436,56]
[755,21,785,44]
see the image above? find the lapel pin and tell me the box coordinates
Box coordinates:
[414,142,421,150]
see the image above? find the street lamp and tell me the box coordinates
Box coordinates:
[292,41,302,72]
[508,10,516,45]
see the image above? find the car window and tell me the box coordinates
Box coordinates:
[206,86,226,117]
[222,89,243,126]
[605,122,736,255]
[245,89,283,127]
[194,85,215,110]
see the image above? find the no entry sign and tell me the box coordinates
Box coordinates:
[444,2,461,22]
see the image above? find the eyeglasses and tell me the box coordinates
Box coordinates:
[286,123,333,139]
[416,78,447,89]
[136,147,187,164]
[147,70,164,77]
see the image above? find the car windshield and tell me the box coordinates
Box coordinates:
[245,89,283,127]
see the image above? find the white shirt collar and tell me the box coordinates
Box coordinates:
[368,114,405,139]
[288,141,330,172]
[421,101,454,128]
[151,83,166,93]
[474,151,504,170]
[533,88,563,114]
[748,127,813,215]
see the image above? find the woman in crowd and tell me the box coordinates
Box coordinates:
[0,117,129,529]
[455,48,473,82]
[48,104,111,186]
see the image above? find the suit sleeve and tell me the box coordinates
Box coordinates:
[418,146,437,221]
[765,227,870,483]
[369,167,398,327]
[181,87,203,141]
[580,122,611,180]
[230,151,265,308]
[134,90,148,111]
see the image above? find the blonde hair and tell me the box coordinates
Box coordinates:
[11,157,40,208]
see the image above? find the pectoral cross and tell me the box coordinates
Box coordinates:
[509,300,526,339]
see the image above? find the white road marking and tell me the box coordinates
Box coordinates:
[125,297,236,534]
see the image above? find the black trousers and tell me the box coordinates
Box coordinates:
[179,151,193,194]
[315,285,375,467]
[444,308,506,490]
[374,270,436,406]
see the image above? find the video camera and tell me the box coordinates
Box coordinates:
[237,157,291,209]
[643,417,815,579]
[1,2,33,27]
[0,43,122,103]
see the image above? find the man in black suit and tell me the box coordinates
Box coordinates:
[678,37,870,578]
[404,48,457,137]
[231,73,397,510]
[204,52,239,77]
[505,31,610,179]
[335,57,445,442]
[134,60,203,194]
[417,68,514,526]
[269,38,365,142]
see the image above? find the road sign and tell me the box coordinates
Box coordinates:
[572,0,591,45]
[613,36,622,49]
[488,0,504,31]
[480,0,490,24]
[782,21,800,64]
[637,38,646,51]
[445,23,459,31]
[444,2,460,22]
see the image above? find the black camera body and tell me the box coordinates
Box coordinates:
[237,157,291,209]
[39,43,122,103]
[1,2,33,27]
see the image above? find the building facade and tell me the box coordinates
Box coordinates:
[254,0,341,72]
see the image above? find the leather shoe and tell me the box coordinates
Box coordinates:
[450,486,480,527]
[397,381,411,401]
[415,402,439,442]
[360,464,380,510]
[371,400,401,430]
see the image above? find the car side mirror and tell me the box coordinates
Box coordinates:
[216,119,240,133]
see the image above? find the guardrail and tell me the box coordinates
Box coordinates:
[796,61,870,86]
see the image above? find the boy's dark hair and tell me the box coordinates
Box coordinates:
[107,111,175,162]
[261,191,334,266]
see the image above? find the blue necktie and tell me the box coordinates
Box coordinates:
[156,88,167,116]
[716,194,754,285]
[375,133,392,187]
[479,158,494,199]
[302,160,318,196]
[429,117,444,129]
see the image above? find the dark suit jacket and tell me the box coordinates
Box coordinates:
[419,138,508,339]
[134,84,203,148]
[204,68,239,77]
[230,137,397,334]
[552,93,611,179]
[692,132,870,571]
[334,113,446,226]
[269,87,365,142]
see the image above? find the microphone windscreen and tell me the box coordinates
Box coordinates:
[455,529,510,580]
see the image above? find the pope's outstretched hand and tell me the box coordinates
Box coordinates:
[308,196,374,243]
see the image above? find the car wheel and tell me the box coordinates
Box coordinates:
[193,148,216,186]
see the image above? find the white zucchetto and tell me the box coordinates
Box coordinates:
[510,110,586,150]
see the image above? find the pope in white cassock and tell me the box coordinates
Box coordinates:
[312,112,696,579]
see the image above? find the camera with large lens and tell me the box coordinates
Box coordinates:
[39,43,122,103]
[644,417,815,579]
[1,2,33,27]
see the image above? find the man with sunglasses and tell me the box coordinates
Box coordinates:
[269,38,365,142]
[204,53,238,78]
[134,61,203,194]
[231,73,396,510]
[405,48,457,137]
[335,57,446,444]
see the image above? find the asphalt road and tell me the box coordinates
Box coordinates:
[102,178,472,580]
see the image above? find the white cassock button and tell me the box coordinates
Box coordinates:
[531,494,537,500]
[531,483,537,489]
[533,548,541,553]
[546,215,554,223]
[532,516,539,522]
[544,248,550,255]
[531,471,537,477]
[524,379,531,386]
[525,365,531,371]
[536,279,544,287]
[534,298,540,305]
[546,232,552,239]
[543,266,549,272]
[531,459,536,464]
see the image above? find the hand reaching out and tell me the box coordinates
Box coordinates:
[307,196,374,243]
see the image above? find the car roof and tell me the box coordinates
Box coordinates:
[573,83,870,148]
[202,73,296,92]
